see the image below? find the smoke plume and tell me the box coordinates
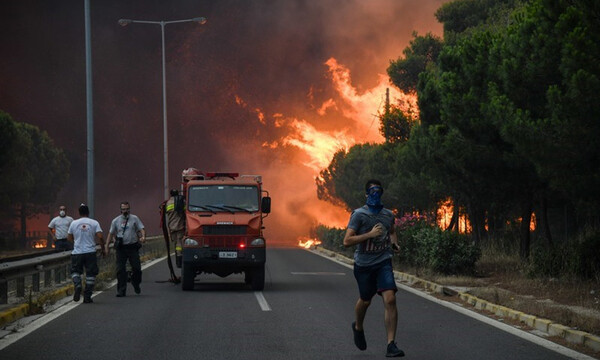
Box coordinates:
[0,0,445,245]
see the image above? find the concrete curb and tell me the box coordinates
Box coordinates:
[0,285,73,328]
[313,246,600,355]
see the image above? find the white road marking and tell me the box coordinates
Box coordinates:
[254,291,271,311]
[0,255,167,350]
[308,248,596,360]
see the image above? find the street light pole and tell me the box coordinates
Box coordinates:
[84,0,94,217]
[118,17,207,200]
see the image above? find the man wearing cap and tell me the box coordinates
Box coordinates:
[48,205,74,251]
[67,204,105,303]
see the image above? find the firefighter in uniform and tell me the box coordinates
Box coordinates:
[166,189,185,267]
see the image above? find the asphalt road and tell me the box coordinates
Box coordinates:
[0,248,588,359]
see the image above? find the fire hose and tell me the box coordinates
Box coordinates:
[158,201,180,284]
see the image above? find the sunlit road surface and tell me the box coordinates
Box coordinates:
[0,248,589,360]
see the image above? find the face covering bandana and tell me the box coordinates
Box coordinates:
[366,186,383,213]
[59,210,66,217]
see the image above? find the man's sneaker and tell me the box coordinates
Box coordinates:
[83,297,93,304]
[73,286,82,302]
[133,284,141,294]
[116,292,126,297]
[352,322,367,351]
[386,341,405,357]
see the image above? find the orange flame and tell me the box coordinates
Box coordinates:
[282,119,354,172]
[31,239,48,249]
[436,198,472,233]
[324,57,418,142]
[297,236,322,249]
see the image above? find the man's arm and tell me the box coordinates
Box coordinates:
[342,223,384,247]
[95,232,106,256]
[139,228,146,243]
[389,224,400,252]
[105,231,113,253]
[67,233,74,244]
[48,219,57,241]
[48,227,57,241]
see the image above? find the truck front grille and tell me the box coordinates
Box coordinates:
[203,225,247,235]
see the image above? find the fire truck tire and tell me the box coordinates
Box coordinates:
[181,264,195,291]
[250,266,265,291]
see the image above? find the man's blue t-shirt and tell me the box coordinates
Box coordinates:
[347,205,395,267]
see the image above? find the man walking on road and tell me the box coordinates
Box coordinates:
[343,179,404,357]
[105,201,146,297]
[48,205,74,251]
[67,204,104,303]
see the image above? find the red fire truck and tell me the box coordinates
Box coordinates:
[177,170,271,291]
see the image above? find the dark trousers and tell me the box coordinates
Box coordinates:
[116,244,142,294]
[71,252,99,299]
[55,238,73,251]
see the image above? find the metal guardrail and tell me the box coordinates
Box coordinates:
[0,236,167,304]
[0,251,72,304]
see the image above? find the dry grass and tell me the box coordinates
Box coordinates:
[396,249,600,336]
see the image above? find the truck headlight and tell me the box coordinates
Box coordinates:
[184,238,198,246]
[250,238,265,246]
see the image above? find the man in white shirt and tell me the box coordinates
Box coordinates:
[48,205,74,251]
[67,204,105,303]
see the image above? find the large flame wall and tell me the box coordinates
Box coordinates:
[0,0,445,245]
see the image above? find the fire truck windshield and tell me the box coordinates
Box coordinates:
[188,185,259,212]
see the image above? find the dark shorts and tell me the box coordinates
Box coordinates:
[353,258,397,301]
[71,252,99,277]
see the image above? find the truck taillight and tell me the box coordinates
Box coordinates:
[239,242,246,249]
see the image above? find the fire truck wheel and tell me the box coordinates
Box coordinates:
[250,266,265,291]
[181,264,195,291]
[244,271,253,284]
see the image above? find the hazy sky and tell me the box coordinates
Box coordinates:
[0,0,445,244]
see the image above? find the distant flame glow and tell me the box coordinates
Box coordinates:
[297,237,322,249]
[30,239,48,249]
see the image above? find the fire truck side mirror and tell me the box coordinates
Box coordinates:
[261,196,271,214]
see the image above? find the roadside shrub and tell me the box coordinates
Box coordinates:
[528,230,600,280]
[399,225,480,275]
[528,244,570,278]
[314,224,353,258]
[573,230,600,280]
[395,214,430,266]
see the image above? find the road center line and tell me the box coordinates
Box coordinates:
[254,291,271,311]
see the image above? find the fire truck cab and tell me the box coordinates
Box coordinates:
[180,171,271,291]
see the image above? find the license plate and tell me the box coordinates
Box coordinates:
[219,251,237,259]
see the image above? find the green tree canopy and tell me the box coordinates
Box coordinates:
[0,110,70,239]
